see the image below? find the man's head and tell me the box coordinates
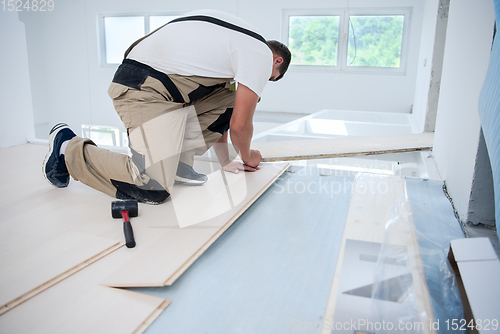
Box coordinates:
[267,40,291,82]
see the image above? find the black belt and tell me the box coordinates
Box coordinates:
[111,59,185,103]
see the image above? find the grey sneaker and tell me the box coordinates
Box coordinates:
[175,161,208,185]
[42,123,76,188]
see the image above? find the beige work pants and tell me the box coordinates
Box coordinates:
[65,60,235,204]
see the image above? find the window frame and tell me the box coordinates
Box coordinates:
[97,11,185,67]
[283,8,344,71]
[282,7,412,75]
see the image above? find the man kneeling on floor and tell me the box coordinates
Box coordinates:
[42,9,291,204]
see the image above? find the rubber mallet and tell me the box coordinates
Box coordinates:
[111,200,138,248]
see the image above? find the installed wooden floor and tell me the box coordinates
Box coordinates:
[0,144,288,333]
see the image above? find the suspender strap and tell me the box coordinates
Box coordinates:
[168,15,269,45]
[123,15,269,59]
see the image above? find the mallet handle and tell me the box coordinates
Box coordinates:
[121,210,136,248]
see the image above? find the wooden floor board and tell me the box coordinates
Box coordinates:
[165,161,288,285]
[253,133,434,162]
[0,144,288,332]
[0,232,121,315]
[100,161,289,287]
[0,145,126,314]
[321,174,435,334]
[0,246,169,334]
[100,228,220,287]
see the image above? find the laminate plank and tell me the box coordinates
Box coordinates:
[0,231,120,315]
[252,133,434,162]
[100,162,289,287]
[321,174,435,334]
[0,246,169,334]
[1,145,287,290]
[0,144,287,333]
[165,160,288,286]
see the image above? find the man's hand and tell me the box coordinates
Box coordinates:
[223,159,260,173]
[214,133,261,174]
[244,149,262,169]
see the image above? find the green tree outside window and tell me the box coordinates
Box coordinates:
[348,15,405,67]
[289,16,340,66]
[288,14,405,68]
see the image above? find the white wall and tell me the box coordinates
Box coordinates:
[0,11,35,149]
[19,1,92,140]
[412,0,439,132]
[432,0,495,222]
[21,0,426,139]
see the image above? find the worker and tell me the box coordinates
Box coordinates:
[42,9,291,204]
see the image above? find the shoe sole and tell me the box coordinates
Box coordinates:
[42,123,70,187]
[174,176,208,186]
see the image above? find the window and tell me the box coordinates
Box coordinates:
[103,16,145,64]
[283,8,411,73]
[81,124,128,147]
[289,15,340,66]
[98,13,182,66]
[150,15,179,31]
[347,15,405,68]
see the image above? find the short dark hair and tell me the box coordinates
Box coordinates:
[267,40,291,81]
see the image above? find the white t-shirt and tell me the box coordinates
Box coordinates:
[127,9,272,97]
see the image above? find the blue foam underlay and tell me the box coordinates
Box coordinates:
[406,178,466,334]
[128,172,465,334]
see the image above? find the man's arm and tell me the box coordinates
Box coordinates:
[213,132,259,173]
[229,83,262,168]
